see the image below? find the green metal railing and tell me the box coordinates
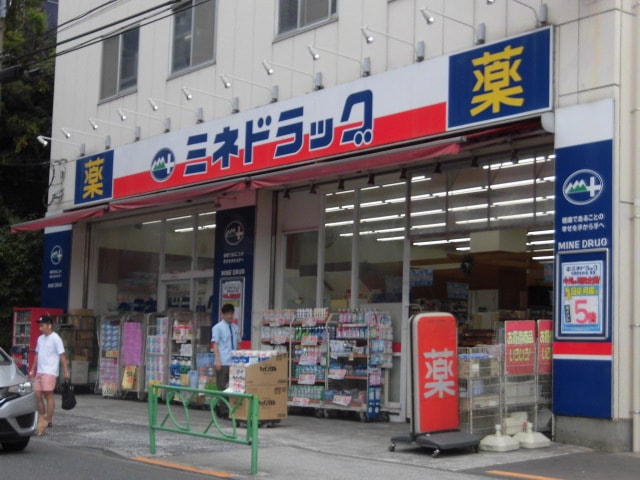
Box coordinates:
[147,384,260,474]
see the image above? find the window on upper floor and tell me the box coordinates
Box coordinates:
[100,27,139,100]
[172,0,216,74]
[277,0,337,36]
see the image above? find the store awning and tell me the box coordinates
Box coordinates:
[249,139,461,189]
[11,206,107,233]
[108,180,245,212]
[10,182,246,233]
[11,137,461,233]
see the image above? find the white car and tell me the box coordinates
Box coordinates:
[0,346,37,451]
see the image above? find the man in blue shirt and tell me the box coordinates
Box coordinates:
[211,303,239,415]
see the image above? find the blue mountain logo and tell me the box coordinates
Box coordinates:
[150,148,176,182]
[562,169,603,206]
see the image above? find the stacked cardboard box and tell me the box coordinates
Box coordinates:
[458,356,501,378]
[229,353,288,421]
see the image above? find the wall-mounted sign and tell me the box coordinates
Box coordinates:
[73,29,552,206]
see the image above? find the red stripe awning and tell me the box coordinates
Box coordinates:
[11,137,462,233]
[249,140,461,188]
[108,181,245,212]
[11,206,107,233]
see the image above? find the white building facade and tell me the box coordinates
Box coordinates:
[13,1,640,451]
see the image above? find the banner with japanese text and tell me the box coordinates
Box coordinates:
[411,312,459,433]
[212,206,255,342]
[72,28,551,207]
[536,319,553,374]
[504,320,536,376]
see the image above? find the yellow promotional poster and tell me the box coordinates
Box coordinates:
[121,365,137,389]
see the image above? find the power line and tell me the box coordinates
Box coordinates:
[1,0,186,72]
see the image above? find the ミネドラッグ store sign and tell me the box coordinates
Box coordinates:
[73,28,552,206]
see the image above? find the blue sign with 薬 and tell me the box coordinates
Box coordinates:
[74,150,114,205]
[448,27,552,130]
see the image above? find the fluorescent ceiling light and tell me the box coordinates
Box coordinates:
[448,203,488,212]
[412,236,469,246]
[410,222,446,230]
[410,209,444,218]
[532,255,554,261]
[412,175,431,183]
[167,215,192,223]
[527,239,555,246]
[528,229,555,236]
[174,224,216,233]
[361,214,403,223]
[376,236,405,242]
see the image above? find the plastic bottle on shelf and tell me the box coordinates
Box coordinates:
[170,358,180,379]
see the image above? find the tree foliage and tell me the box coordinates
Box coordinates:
[0,0,55,349]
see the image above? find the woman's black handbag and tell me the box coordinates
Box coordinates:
[61,381,77,410]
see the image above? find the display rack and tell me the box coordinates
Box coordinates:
[118,312,147,399]
[458,345,503,436]
[324,309,391,421]
[144,313,171,396]
[166,309,212,403]
[57,312,98,391]
[500,320,538,435]
[288,308,329,411]
[97,313,122,397]
[169,309,196,388]
[260,308,392,421]
[260,308,328,411]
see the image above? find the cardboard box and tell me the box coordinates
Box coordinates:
[229,354,288,391]
[459,394,500,411]
[458,357,500,378]
[504,380,536,405]
[71,360,89,384]
[231,385,288,420]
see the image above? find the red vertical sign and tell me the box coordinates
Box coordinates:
[412,313,459,433]
[504,320,536,375]
[536,319,553,374]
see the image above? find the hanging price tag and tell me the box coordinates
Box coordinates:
[332,394,352,407]
[328,368,346,380]
[301,317,317,327]
[298,355,318,366]
[301,335,318,346]
[298,374,316,385]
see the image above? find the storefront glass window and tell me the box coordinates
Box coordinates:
[164,215,194,273]
[283,230,318,308]
[357,179,404,303]
[195,211,216,270]
[409,149,555,239]
[324,189,354,309]
[94,208,216,314]
[95,220,161,313]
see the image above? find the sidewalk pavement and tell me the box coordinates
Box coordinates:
[46,392,635,479]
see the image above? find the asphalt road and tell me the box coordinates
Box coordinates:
[5,393,639,480]
[0,440,223,479]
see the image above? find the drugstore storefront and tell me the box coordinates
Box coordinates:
[13,27,621,444]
